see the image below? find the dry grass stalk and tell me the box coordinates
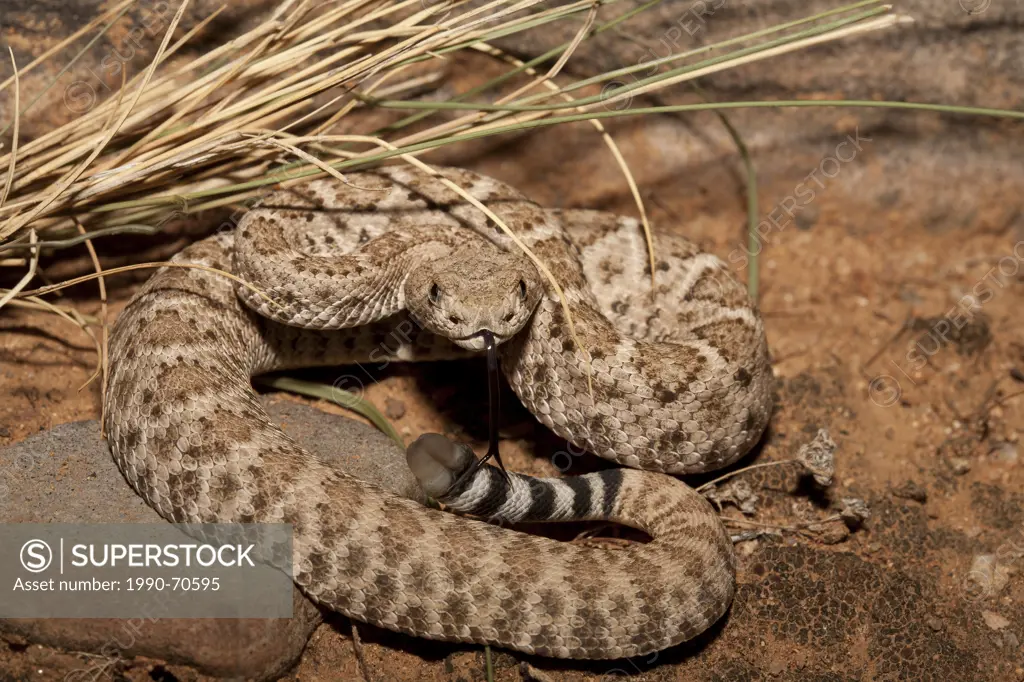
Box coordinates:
[0,48,18,210]
[0,1,901,236]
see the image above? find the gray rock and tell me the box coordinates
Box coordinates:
[0,397,421,680]
[268,397,425,505]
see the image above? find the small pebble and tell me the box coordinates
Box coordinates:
[982,610,1011,631]
[839,498,871,528]
[384,397,406,420]
[947,457,971,475]
[796,428,836,487]
[892,480,928,503]
[990,441,1018,464]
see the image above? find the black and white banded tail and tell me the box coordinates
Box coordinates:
[406,433,624,524]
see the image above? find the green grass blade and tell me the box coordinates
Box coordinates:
[255,374,404,448]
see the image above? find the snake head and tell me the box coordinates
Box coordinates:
[405,247,543,350]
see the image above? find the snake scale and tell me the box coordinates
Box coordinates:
[104,166,773,659]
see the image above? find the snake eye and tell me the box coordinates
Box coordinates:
[518,279,527,301]
[429,283,441,305]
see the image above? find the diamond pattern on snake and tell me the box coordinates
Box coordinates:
[104,165,773,658]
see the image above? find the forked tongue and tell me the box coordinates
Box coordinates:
[483,330,509,479]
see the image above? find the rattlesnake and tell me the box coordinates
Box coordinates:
[104,165,773,659]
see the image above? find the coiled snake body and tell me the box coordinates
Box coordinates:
[104,166,772,658]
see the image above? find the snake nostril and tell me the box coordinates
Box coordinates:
[503,312,515,323]
[448,315,462,325]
